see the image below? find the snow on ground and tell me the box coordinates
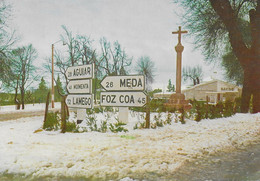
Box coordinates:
[0,103,61,113]
[0,110,259,180]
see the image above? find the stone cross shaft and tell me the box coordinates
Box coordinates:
[172,26,188,94]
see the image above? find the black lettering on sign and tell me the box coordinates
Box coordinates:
[74,83,89,89]
[106,82,113,88]
[73,67,91,77]
[73,97,91,105]
[102,95,116,103]
[111,95,116,103]
[119,95,135,103]
[120,78,143,88]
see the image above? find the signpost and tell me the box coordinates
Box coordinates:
[66,94,93,109]
[66,64,94,80]
[65,64,94,123]
[101,75,145,91]
[100,74,146,123]
[67,79,92,94]
[100,91,147,107]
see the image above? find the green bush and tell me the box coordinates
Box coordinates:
[43,112,60,131]
[65,121,78,132]
[109,121,128,133]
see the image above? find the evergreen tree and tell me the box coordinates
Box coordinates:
[54,75,64,102]
[167,79,175,92]
[35,77,48,103]
[38,77,48,91]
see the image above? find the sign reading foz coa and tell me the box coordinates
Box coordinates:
[66,94,93,109]
[100,92,147,107]
[66,64,94,80]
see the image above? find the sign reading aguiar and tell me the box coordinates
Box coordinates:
[66,64,94,80]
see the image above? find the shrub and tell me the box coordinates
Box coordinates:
[66,121,79,132]
[109,121,128,133]
[86,114,98,132]
[43,112,60,131]
[100,120,108,133]
[165,112,172,125]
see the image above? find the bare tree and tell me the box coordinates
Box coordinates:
[135,56,156,91]
[99,37,132,76]
[11,44,38,109]
[0,2,17,86]
[182,65,203,86]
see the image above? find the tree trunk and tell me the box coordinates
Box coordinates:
[241,68,252,113]
[43,92,50,124]
[251,61,260,113]
[241,59,260,113]
[21,88,25,110]
[14,80,20,110]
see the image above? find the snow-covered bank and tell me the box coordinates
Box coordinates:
[0,113,259,180]
[0,103,61,113]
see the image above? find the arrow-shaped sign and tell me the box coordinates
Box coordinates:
[66,64,94,80]
[66,94,93,109]
[100,91,147,107]
[100,75,145,91]
[67,79,92,94]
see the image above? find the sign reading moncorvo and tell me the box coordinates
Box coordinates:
[67,79,92,94]
[101,75,145,91]
[66,94,93,109]
[100,92,147,107]
[66,64,94,80]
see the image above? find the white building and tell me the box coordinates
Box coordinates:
[154,79,242,104]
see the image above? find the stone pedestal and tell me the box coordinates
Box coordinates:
[118,107,129,124]
[164,93,191,110]
[77,109,86,124]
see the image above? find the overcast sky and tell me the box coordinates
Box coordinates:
[8,0,224,90]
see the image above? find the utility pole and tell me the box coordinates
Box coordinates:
[51,44,55,108]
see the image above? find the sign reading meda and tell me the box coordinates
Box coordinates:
[66,94,93,108]
[100,91,147,107]
[67,79,92,94]
[101,75,145,91]
[66,64,94,80]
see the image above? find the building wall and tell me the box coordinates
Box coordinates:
[183,80,241,102]
[183,81,218,101]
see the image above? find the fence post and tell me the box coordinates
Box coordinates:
[145,95,150,128]
[43,92,50,123]
[61,96,66,133]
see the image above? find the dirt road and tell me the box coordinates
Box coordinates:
[0,108,60,121]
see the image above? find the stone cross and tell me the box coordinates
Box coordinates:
[172,26,188,94]
[172,26,188,45]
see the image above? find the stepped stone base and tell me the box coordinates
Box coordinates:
[164,93,192,110]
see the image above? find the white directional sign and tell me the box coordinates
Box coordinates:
[101,75,145,91]
[100,92,147,107]
[66,64,94,80]
[67,79,92,94]
[66,94,93,109]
